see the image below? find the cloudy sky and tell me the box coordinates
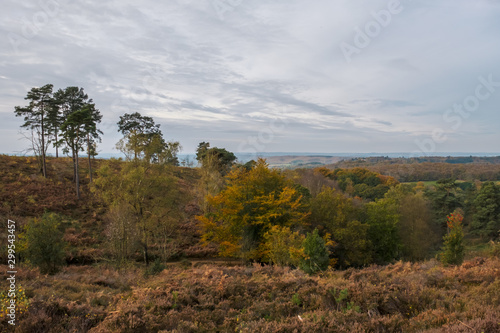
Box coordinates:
[1,0,499,156]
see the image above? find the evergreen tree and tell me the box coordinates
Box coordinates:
[471,182,500,239]
[14,84,54,177]
[46,96,63,158]
[56,87,101,198]
[300,228,330,274]
[80,103,103,183]
[426,178,463,235]
[54,87,92,189]
[196,141,236,175]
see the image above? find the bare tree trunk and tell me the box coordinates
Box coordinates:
[72,147,76,183]
[74,131,80,200]
[75,150,80,200]
[55,131,58,158]
[139,206,149,266]
[143,243,149,266]
[41,107,47,177]
[87,133,93,183]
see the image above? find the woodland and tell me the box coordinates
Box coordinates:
[0,85,499,332]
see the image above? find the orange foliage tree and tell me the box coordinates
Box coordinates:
[198,159,309,261]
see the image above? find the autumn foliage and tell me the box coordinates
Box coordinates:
[439,211,465,266]
[198,159,309,261]
[2,152,500,332]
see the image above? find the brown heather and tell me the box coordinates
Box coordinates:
[0,256,498,332]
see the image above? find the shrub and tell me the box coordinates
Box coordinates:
[439,211,465,266]
[261,225,304,267]
[21,212,66,274]
[145,258,166,276]
[489,240,500,258]
[300,228,330,274]
[0,284,29,319]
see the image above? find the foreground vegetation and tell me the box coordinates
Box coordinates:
[1,255,499,332]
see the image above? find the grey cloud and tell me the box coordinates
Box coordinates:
[1,0,500,154]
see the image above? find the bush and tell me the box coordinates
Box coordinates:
[261,225,304,267]
[439,212,465,266]
[489,240,500,258]
[21,212,66,274]
[145,258,166,276]
[300,228,330,274]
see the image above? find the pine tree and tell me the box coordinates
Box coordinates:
[14,84,54,177]
[300,228,330,274]
[471,182,500,239]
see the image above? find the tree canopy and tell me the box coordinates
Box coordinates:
[198,158,308,261]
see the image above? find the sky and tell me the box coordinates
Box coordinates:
[1,0,500,156]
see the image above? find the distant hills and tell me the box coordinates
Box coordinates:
[7,151,500,169]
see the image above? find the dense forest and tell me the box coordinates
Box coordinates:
[328,156,500,182]
[1,85,499,332]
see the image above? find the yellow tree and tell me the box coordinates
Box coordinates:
[198,159,309,261]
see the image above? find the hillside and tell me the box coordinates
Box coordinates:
[1,155,499,332]
[0,155,208,265]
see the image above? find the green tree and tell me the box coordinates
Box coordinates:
[196,141,210,162]
[21,213,66,274]
[365,198,401,264]
[59,101,101,198]
[46,95,63,158]
[54,86,98,197]
[80,103,102,183]
[117,112,160,138]
[117,112,180,165]
[439,211,465,266]
[14,84,54,177]
[323,167,397,200]
[471,182,500,239]
[426,178,463,235]
[399,193,437,261]
[299,228,330,274]
[196,141,236,175]
[384,185,439,260]
[309,187,371,268]
[196,143,237,210]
